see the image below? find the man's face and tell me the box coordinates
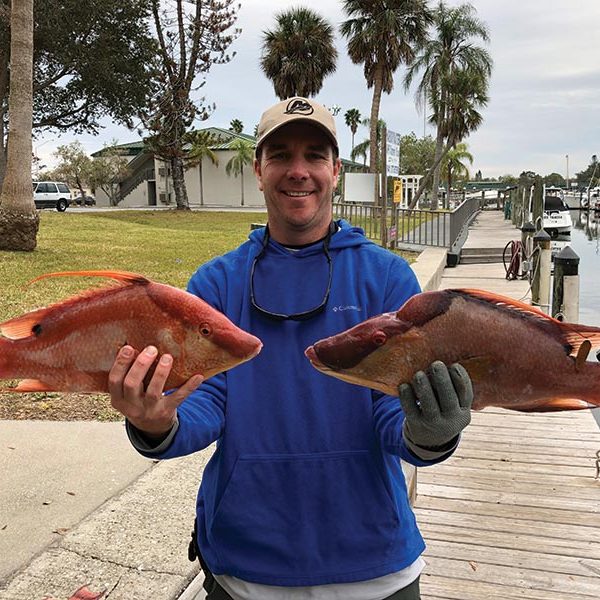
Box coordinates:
[254,122,341,243]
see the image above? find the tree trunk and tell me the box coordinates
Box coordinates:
[0,42,9,193]
[369,66,383,204]
[240,166,244,206]
[430,126,444,210]
[407,144,452,210]
[199,161,204,206]
[0,138,6,193]
[0,0,39,251]
[171,155,190,210]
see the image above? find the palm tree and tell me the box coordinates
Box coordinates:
[344,108,362,154]
[186,130,220,206]
[0,0,39,251]
[351,139,369,166]
[341,0,432,187]
[441,141,473,200]
[229,119,243,134]
[407,66,489,208]
[404,1,492,208]
[225,138,254,206]
[260,7,337,99]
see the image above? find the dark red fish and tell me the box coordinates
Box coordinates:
[0,270,262,393]
[305,289,600,412]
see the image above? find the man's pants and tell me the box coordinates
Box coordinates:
[201,569,421,600]
[189,524,421,599]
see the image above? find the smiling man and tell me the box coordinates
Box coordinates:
[110,97,474,600]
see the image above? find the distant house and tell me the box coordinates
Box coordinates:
[92,127,367,208]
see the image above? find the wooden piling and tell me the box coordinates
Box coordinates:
[532,229,551,313]
[552,246,580,321]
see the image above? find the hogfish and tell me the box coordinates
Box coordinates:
[305,289,600,411]
[0,270,262,393]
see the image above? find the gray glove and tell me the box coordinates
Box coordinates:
[399,361,473,452]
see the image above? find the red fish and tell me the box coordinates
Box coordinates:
[67,586,106,600]
[305,289,600,412]
[42,584,105,600]
[0,270,262,393]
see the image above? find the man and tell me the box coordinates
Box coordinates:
[109,97,473,600]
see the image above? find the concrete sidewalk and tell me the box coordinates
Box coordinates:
[0,421,210,599]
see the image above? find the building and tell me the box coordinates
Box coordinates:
[92,128,366,208]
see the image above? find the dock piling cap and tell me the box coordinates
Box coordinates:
[533,229,551,242]
[555,246,580,266]
[521,221,536,232]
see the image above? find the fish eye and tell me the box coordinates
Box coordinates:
[372,331,387,346]
[200,323,212,337]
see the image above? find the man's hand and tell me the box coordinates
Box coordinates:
[399,361,473,450]
[108,345,203,439]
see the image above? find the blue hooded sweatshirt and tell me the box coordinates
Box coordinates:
[146,220,448,586]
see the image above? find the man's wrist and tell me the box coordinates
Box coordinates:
[126,416,179,453]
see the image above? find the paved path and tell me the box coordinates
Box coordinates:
[440,210,530,298]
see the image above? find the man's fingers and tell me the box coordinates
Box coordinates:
[412,370,438,418]
[449,363,474,410]
[164,374,204,409]
[144,353,175,402]
[429,361,457,413]
[398,382,420,419]
[122,346,158,399]
[108,345,139,401]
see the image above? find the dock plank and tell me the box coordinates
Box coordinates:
[417,211,600,599]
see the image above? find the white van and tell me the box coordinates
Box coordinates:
[32,181,72,212]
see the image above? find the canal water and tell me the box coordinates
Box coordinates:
[559,209,600,327]
[559,209,600,426]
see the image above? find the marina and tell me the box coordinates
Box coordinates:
[414,209,600,599]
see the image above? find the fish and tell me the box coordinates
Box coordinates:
[43,585,105,600]
[305,288,600,412]
[0,270,262,393]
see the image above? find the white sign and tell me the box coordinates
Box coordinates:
[386,130,401,177]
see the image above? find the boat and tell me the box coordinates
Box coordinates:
[543,187,572,238]
[589,187,600,212]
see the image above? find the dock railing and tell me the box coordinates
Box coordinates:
[333,195,483,250]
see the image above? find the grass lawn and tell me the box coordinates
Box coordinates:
[0,209,417,421]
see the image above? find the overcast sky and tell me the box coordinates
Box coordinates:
[36,0,600,180]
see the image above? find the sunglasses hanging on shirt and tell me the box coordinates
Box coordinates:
[250,222,335,321]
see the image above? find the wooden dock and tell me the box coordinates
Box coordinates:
[415,210,600,599]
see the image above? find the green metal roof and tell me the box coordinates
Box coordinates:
[92,127,363,163]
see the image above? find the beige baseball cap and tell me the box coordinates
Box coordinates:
[255,97,339,156]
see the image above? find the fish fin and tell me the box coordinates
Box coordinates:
[454,289,600,357]
[512,398,595,412]
[10,379,55,392]
[460,356,494,380]
[0,310,48,340]
[28,270,149,286]
[561,325,600,356]
[1,272,150,341]
[455,289,554,322]
[575,339,592,371]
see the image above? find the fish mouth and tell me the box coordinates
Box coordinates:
[304,345,335,372]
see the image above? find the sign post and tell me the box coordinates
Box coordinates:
[385,129,401,248]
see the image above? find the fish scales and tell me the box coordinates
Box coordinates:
[305,289,600,413]
[0,270,262,393]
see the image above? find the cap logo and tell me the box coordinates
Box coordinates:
[284,99,314,116]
